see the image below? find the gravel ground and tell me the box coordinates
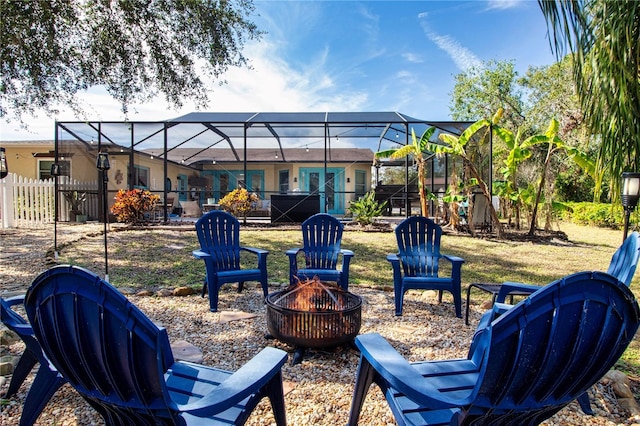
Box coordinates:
[2,223,640,425]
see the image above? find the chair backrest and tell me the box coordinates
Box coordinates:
[301,213,344,270]
[196,210,242,271]
[467,271,639,424]
[24,265,176,421]
[394,216,442,278]
[607,231,640,286]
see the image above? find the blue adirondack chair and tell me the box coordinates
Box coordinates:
[471,230,640,415]
[388,216,464,317]
[286,213,354,289]
[348,271,640,426]
[495,231,640,304]
[1,295,66,426]
[193,210,269,312]
[24,265,288,425]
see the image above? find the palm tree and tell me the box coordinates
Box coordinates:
[375,127,436,217]
[538,0,640,199]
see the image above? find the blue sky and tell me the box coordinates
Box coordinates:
[1,0,557,141]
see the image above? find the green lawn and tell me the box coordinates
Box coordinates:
[57,221,640,376]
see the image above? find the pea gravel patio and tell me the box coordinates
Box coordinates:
[1,224,639,425]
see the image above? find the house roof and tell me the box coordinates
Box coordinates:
[143,147,374,165]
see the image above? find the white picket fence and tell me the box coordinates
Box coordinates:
[0,173,99,228]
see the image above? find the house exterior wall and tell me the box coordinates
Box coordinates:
[2,141,373,216]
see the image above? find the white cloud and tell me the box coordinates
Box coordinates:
[0,39,369,141]
[402,52,423,63]
[429,33,483,71]
[395,70,414,82]
[485,0,522,11]
[418,15,482,72]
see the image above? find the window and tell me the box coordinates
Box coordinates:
[355,170,366,199]
[279,170,289,193]
[132,165,149,188]
[177,174,188,201]
[237,173,245,189]
[219,173,229,199]
[39,160,70,180]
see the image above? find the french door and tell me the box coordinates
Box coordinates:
[300,168,344,214]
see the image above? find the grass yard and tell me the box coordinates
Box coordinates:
[56,221,640,376]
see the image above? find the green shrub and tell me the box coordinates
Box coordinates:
[348,191,387,226]
[559,202,628,229]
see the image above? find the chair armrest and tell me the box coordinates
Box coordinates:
[496,282,539,303]
[178,347,288,416]
[386,253,400,264]
[286,248,303,284]
[1,294,29,327]
[241,247,268,270]
[355,333,472,407]
[240,247,268,256]
[492,302,512,316]
[386,253,402,280]
[4,294,26,307]
[286,248,302,258]
[442,254,464,265]
[473,302,511,333]
[192,250,210,260]
[340,249,354,259]
[285,248,304,262]
[442,254,464,286]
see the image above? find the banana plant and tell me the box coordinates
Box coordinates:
[493,119,547,230]
[526,118,594,236]
[428,111,504,238]
[375,126,436,217]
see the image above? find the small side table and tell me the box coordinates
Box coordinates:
[465,283,533,325]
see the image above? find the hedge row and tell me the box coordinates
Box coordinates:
[559,202,640,230]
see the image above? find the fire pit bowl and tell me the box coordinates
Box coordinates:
[265,280,362,349]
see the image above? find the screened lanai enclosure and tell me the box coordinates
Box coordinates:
[53,112,487,224]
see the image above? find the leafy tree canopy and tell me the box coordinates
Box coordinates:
[538,0,640,198]
[520,55,587,147]
[449,59,525,131]
[0,0,262,122]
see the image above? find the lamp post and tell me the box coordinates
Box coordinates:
[51,163,61,259]
[96,152,110,281]
[621,172,640,242]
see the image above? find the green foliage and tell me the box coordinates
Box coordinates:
[434,113,504,238]
[219,188,258,219]
[555,167,597,202]
[520,56,585,139]
[375,127,436,217]
[111,189,159,224]
[559,202,625,229]
[380,167,418,185]
[348,191,387,226]
[539,1,640,202]
[1,0,261,121]
[450,60,525,130]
